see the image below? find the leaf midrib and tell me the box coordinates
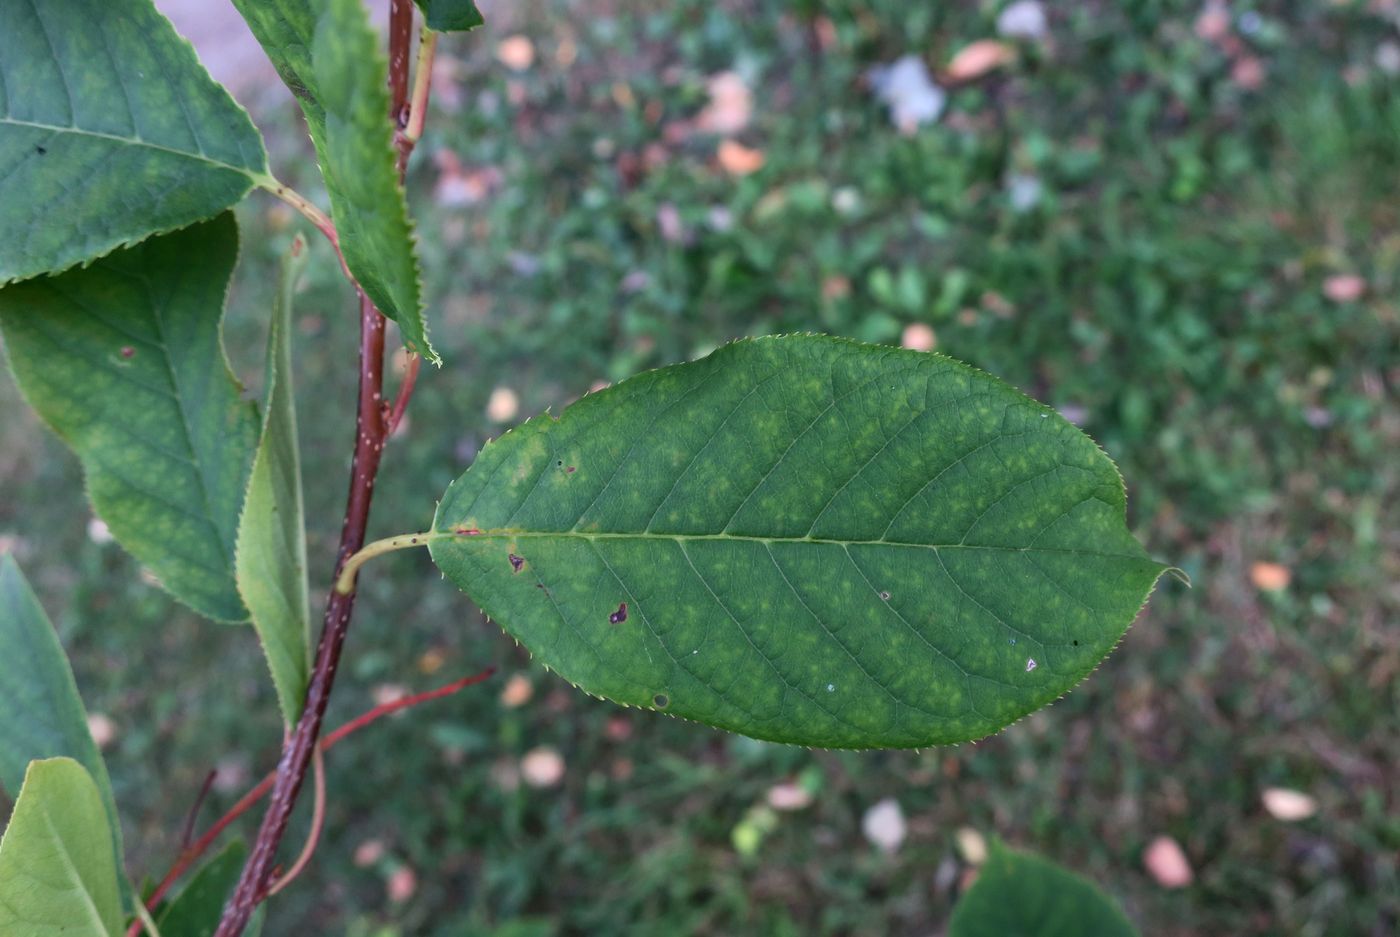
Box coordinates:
[0,117,259,179]
[434,529,1151,561]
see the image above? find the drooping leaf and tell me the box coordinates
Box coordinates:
[949,841,1138,937]
[0,555,125,885]
[155,839,247,937]
[0,757,123,937]
[236,238,312,724]
[429,335,1169,748]
[0,214,258,622]
[414,0,484,31]
[231,0,432,361]
[0,0,268,284]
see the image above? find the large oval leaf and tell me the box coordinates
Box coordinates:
[429,336,1169,748]
[0,0,268,284]
[0,214,258,622]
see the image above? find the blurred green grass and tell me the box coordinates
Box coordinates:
[2,1,1398,934]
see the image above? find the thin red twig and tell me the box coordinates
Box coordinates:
[387,352,420,435]
[179,770,217,851]
[128,668,495,936]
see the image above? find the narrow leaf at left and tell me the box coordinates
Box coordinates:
[0,757,123,937]
[0,555,125,891]
[0,214,259,623]
[236,238,313,725]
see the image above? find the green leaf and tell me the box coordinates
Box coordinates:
[155,840,246,937]
[413,0,484,31]
[236,239,312,724]
[428,336,1169,748]
[0,214,259,623]
[0,556,125,885]
[231,0,432,361]
[949,841,1138,937]
[0,757,123,937]
[0,0,268,285]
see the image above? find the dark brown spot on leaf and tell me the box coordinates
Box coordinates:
[609,602,628,624]
[455,527,482,536]
[508,553,524,573]
[566,466,576,474]
[120,346,135,359]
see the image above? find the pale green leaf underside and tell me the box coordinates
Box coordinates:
[0,556,125,891]
[231,0,432,361]
[236,241,312,725]
[430,335,1168,749]
[0,0,267,284]
[0,214,258,622]
[949,841,1138,937]
[0,758,123,937]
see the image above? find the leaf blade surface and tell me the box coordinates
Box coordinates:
[0,214,259,622]
[236,241,312,723]
[948,841,1138,937]
[0,0,267,283]
[155,840,248,937]
[0,556,124,877]
[231,0,431,360]
[429,336,1168,748]
[413,0,484,31]
[0,757,123,937]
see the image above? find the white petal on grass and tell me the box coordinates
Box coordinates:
[862,797,907,853]
[868,57,946,132]
[1261,787,1318,821]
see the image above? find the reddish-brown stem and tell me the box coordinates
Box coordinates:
[212,4,427,932]
[265,747,325,897]
[388,352,420,435]
[212,291,385,937]
[388,0,414,136]
[129,668,495,936]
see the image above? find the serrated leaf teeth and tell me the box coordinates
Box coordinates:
[427,335,1167,749]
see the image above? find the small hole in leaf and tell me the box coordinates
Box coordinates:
[1073,640,1079,646]
[879,591,890,601]
[653,694,669,708]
